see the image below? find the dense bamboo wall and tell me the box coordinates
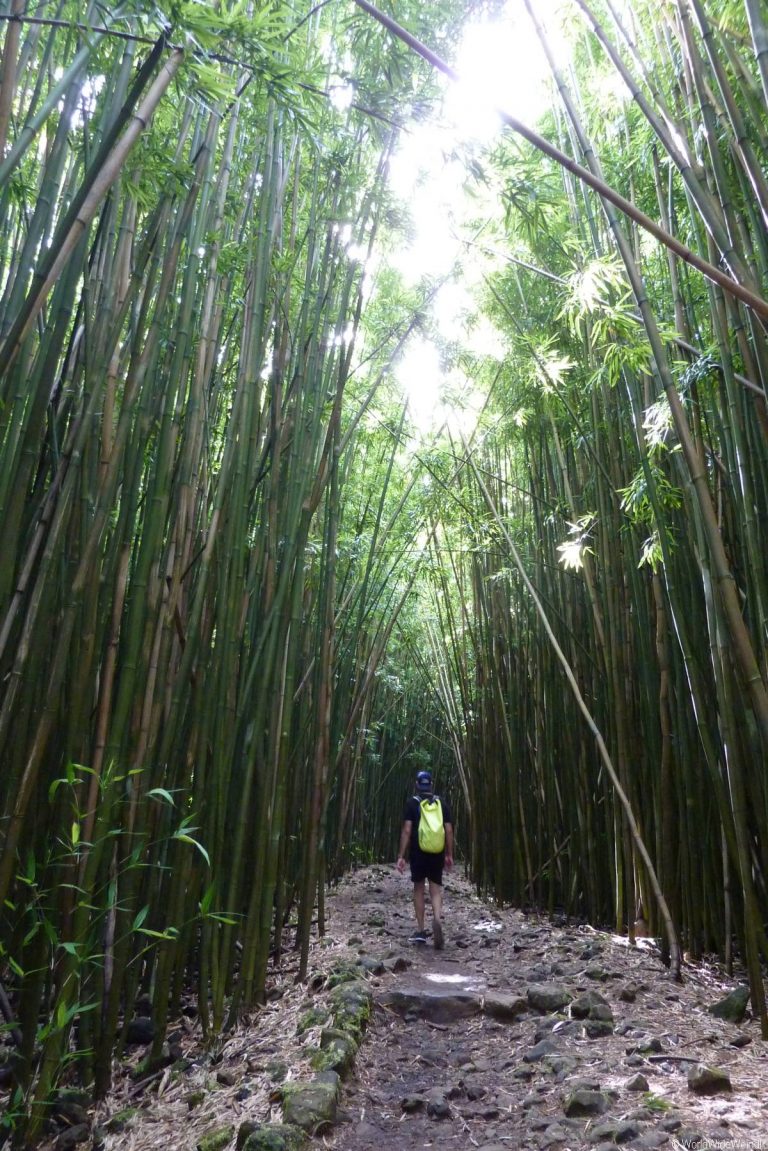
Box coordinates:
[409,0,768,1034]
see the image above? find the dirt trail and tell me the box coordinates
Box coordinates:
[60,865,767,1151]
[323,866,767,1150]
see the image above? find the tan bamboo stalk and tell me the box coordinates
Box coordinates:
[0,0,24,159]
[0,45,183,374]
[745,0,768,109]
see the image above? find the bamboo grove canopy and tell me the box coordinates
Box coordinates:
[1,0,768,1134]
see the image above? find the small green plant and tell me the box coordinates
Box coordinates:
[642,1092,671,1113]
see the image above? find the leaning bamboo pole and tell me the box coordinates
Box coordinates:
[352,0,768,323]
[465,445,681,978]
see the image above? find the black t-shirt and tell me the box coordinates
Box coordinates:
[404,793,453,861]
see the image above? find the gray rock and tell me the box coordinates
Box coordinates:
[730,1032,751,1048]
[314,1028,358,1076]
[484,992,528,1021]
[549,1020,584,1039]
[426,1093,451,1119]
[549,1056,578,1077]
[216,1068,237,1086]
[282,1077,340,1132]
[512,1066,535,1079]
[125,1016,155,1046]
[400,1095,425,1113]
[237,1121,259,1149]
[570,991,612,1020]
[54,1126,90,1151]
[586,1020,615,1038]
[619,984,638,1003]
[527,984,573,1013]
[105,1108,137,1133]
[356,957,385,975]
[633,1134,669,1149]
[570,1077,602,1091]
[541,1124,569,1146]
[625,1072,650,1091]
[382,987,480,1023]
[687,1064,732,1095]
[383,956,409,973]
[708,986,749,1024]
[675,1129,704,1148]
[197,1127,235,1151]
[523,1039,559,1063]
[589,1120,620,1141]
[241,1124,307,1151]
[53,1103,90,1127]
[660,1116,682,1132]
[466,1084,487,1101]
[564,1089,609,1117]
[615,1120,641,1143]
[329,982,373,1037]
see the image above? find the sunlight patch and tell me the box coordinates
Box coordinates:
[424,972,472,985]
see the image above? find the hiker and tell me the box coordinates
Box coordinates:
[396,770,454,948]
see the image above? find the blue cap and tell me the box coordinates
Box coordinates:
[416,770,433,793]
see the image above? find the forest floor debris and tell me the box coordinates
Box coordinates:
[38,866,768,1150]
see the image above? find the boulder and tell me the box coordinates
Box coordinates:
[197,1127,235,1151]
[311,1028,358,1076]
[382,987,480,1024]
[687,1064,732,1095]
[54,1126,90,1151]
[282,1075,340,1132]
[563,1089,609,1117]
[708,986,749,1024]
[526,984,573,1013]
[241,1124,307,1151]
[125,1016,155,1046]
[484,992,528,1021]
[523,1039,559,1063]
[329,981,373,1037]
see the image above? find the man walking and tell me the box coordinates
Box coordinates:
[396,770,454,948]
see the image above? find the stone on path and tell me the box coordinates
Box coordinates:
[54,1126,90,1151]
[625,1072,650,1092]
[484,991,528,1021]
[382,986,481,1023]
[563,1088,610,1117]
[687,1064,732,1095]
[523,1038,559,1062]
[708,986,749,1024]
[526,983,573,1012]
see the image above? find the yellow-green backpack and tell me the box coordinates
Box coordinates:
[417,796,445,853]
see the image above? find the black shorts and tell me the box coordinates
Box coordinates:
[411,855,444,885]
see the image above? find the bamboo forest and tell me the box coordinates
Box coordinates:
[2,0,768,1138]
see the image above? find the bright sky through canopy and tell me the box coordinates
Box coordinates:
[390,0,558,438]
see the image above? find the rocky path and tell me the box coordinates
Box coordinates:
[324,867,766,1151]
[50,865,767,1151]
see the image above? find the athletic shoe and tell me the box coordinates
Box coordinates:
[409,930,427,944]
[433,919,444,950]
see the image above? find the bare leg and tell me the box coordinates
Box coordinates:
[413,880,426,931]
[428,880,443,924]
[428,880,444,949]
